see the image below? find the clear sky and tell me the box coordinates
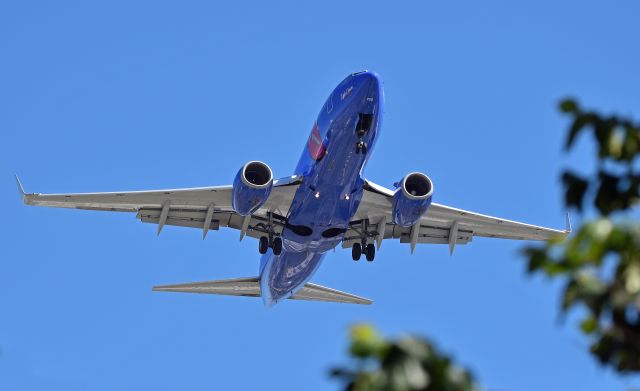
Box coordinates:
[2,1,639,390]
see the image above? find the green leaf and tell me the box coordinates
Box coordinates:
[559,99,578,113]
[350,324,385,358]
[562,171,589,211]
[580,317,598,334]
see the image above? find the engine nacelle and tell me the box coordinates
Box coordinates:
[232,161,274,216]
[391,172,434,227]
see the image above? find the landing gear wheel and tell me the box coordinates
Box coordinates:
[259,236,269,254]
[365,243,375,262]
[352,242,362,261]
[272,236,283,256]
[355,141,368,154]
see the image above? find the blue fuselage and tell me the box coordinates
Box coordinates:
[259,71,383,306]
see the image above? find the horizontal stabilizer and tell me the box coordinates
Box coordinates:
[153,277,372,305]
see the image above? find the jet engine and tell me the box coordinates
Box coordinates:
[391,172,434,227]
[232,161,274,216]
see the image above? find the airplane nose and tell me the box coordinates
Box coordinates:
[351,71,381,103]
[345,71,380,102]
[352,70,380,88]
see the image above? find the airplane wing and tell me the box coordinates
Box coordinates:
[16,175,300,240]
[346,179,569,254]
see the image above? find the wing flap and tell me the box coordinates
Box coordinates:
[138,208,224,231]
[153,277,372,305]
[136,208,286,239]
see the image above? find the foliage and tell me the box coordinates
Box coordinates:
[331,324,480,391]
[332,99,640,389]
[524,99,640,372]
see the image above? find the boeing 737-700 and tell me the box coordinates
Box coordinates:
[17,71,569,306]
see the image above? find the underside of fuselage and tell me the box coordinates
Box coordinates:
[259,71,383,306]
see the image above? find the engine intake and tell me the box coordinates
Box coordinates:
[392,172,434,227]
[232,161,274,216]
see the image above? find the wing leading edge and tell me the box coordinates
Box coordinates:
[16,175,301,239]
[352,179,569,253]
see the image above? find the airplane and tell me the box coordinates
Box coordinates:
[16,71,569,307]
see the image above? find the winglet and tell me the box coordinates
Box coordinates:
[14,174,26,200]
[565,212,572,234]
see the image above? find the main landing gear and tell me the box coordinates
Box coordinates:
[257,211,283,256]
[352,242,375,262]
[355,113,373,154]
[348,218,379,262]
[259,235,283,256]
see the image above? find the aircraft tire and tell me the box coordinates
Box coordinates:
[365,243,375,262]
[273,237,283,255]
[259,236,269,254]
[352,243,362,261]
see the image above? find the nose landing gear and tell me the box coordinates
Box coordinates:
[355,113,374,154]
[355,140,368,154]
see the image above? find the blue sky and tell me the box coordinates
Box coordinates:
[2,1,639,390]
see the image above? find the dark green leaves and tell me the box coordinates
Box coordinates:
[562,171,589,211]
[332,324,480,391]
[525,221,640,371]
[559,99,578,114]
[524,99,640,372]
[559,99,640,215]
[560,99,640,163]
